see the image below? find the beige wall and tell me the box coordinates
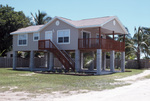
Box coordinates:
[13,33,39,51]
[78,28,106,39]
[103,19,125,34]
[13,18,79,51]
[40,19,78,50]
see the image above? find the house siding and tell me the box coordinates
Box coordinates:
[103,19,125,34]
[40,19,78,50]
[13,19,79,51]
[13,33,39,51]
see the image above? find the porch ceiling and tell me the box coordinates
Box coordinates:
[80,27,125,35]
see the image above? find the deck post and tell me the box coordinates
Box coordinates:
[75,50,81,72]
[110,50,115,72]
[102,52,106,71]
[96,49,102,75]
[48,52,54,71]
[44,52,48,67]
[89,51,95,71]
[29,50,34,71]
[113,31,114,40]
[13,51,17,70]
[123,34,125,51]
[99,27,101,48]
[121,52,125,72]
[81,52,84,70]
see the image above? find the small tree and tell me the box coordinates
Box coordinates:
[0,5,31,56]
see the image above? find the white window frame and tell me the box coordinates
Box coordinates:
[57,29,70,44]
[81,30,91,38]
[18,34,28,46]
[33,32,40,41]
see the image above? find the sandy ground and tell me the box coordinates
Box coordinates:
[1,70,150,101]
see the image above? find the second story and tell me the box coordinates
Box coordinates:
[11,16,128,51]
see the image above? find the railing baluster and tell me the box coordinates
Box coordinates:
[78,38,125,52]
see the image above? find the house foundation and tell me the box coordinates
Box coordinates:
[29,51,34,71]
[75,49,81,72]
[96,49,102,75]
[13,51,17,70]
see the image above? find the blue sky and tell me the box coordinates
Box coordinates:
[1,0,150,36]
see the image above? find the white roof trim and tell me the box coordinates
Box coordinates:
[10,16,128,35]
[10,31,39,35]
[38,16,77,32]
[115,17,128,34]
[76,25,102,29]
[101,16,128,34]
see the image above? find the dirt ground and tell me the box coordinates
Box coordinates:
[1,70,150,101]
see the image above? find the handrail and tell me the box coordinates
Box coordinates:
[38,39,75,71]
[61,50,75,65]
[78,38,125,51]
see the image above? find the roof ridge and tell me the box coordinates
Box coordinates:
[78,16,114,21]
[57,16,72,21]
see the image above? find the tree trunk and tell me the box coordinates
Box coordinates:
[137,49,141,69]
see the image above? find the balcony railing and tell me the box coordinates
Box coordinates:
[78,38,125,51]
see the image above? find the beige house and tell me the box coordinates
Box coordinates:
[10,16,128,74]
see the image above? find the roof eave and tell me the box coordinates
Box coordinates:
[38,16,77,32]
[10,31,38,35]
[101,16,128,34]
[77,25,102,29]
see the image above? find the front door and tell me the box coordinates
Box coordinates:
[45,31,52,41]
[83,32,90,48]
[45,31,52,48]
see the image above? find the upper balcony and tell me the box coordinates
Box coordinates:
[78,38,125,51]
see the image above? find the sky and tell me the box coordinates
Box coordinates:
[1,0,150,36]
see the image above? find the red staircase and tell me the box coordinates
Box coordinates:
[38,39,75,71]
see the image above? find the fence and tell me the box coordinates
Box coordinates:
[0,57,150,69]
[0,57,62,68]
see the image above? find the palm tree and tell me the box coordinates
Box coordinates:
[31,10,52,25]
[117,27,135,59]
[141,27,150,59]
[127,27,149,69]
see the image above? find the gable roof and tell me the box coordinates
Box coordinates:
[10,25,44,35]
[59,16,115,28]
[10,16,128,35]
[39,16,128,34]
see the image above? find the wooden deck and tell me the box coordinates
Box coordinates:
[78,38,125,51]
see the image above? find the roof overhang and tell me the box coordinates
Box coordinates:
[10,16,128,35]
[10,31,39,35]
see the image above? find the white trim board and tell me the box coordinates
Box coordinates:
[57,29,70,44]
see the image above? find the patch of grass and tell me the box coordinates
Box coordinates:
[0,68,144,93]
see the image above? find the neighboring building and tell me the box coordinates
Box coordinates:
[10,16,128,74]
[5,50,13,58]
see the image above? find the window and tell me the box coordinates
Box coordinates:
[18,34,27,46]
[57,29,70,44]
[33,33,40,41]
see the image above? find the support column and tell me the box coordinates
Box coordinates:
[75,50,81,72]
[110,51,115,72]
[44,52,48,67]
[89,51,94,71]
[29,51,34,71]
[102,52,106,71]
[81,52,84,70]
[121,52,125,72]
[13,51,17,70]
[96,49,102,75]
[48,52,54,71]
